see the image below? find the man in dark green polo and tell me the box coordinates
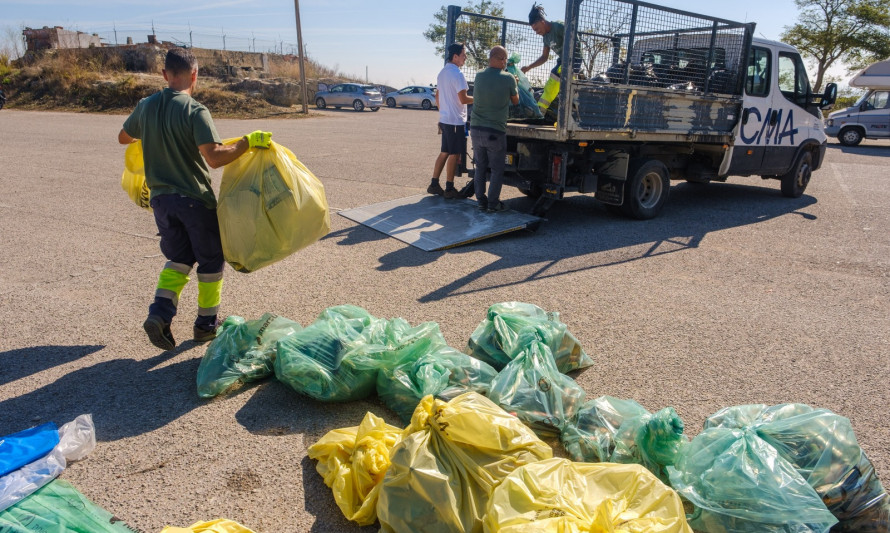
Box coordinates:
[471,46,519,212]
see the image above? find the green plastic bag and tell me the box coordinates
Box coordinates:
[196,313,302,398]
[376,344,498,423]
[561,396,685,483]
[704,404,889,532]
[668,425,839,532]
[0,479,137,532]
[488,340,586,438]
[274,306,446,402]
[465,302,592,373]
[275,305,382,402]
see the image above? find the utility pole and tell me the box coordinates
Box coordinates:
[113,22,118,46]
[294,0,309,114]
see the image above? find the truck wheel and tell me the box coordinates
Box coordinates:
[780,151,812,198]
[838,127,863,147]
[622,160,670,220]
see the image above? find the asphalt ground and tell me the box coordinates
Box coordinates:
[1,107,888,532]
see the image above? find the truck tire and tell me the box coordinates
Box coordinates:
[780,150,812,198]
[838,127,863,147]
[621,160,670,219]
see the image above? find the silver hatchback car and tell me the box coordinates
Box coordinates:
[385,86,438,110]
[314,83,383,112]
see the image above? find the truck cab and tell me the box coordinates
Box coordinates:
[723,38,836,197]
[824,59,890,146]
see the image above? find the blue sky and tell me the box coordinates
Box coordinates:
[2,0,805,87]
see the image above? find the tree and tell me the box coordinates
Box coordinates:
[781,0,890,91]
[423,1,505,70]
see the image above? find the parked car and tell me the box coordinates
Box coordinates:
[385,86,437,110]
[315,83,382,111]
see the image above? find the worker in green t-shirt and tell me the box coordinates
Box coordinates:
[471,46,519,213]
[118,47,271,351]
[521,3,583,113]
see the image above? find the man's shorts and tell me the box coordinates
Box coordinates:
[439,122,467,155]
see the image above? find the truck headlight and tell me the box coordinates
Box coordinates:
[826,119,833,126]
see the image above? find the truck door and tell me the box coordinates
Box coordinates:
[725,45,772,174]
[859,90,890,139]
[726,46,826,176]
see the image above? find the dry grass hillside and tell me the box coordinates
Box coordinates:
[0,48,377,119]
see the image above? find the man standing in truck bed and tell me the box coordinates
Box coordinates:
[521,3,582,114]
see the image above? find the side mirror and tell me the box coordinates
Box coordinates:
[820,82,837,109]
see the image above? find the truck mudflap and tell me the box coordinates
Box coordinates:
[338,194,544,251]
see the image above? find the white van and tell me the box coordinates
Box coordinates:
[825,60,890,146]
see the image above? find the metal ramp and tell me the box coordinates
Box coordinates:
[338,194,543,251]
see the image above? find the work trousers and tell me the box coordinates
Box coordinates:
[148,194,224,329]
[471,129,507,206]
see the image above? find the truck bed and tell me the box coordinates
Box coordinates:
[508,82,742,144]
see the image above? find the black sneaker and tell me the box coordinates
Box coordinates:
[444,187,461,199]
[477,201,488,211]
[487,201,509,213]
[427,182,445,196]
[193,325,217,343]
[143,315,175,351]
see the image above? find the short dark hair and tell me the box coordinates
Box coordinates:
[528,3,547,24]
[165,47,198,75]
[446,42,465,63]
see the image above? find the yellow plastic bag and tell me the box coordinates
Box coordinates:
[484,458,692,533]
[377,392,552,533]
[121,140,151,210]
[160,518,256,533]
[217,140,331,273]
[307,412,403,526]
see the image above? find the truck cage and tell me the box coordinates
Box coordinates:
[446,0,753,92]
[446,0,755,142]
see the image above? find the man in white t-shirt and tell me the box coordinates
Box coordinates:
[429,42,474,199]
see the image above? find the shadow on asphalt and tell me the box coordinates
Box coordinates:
[0,344,204,440]
[300,455,378,533]
[826,142,890,155]
[235,382,391,531]
[332,181,819,303]
[0,345,103,387]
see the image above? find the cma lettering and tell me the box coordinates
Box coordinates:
[740,107,798,145]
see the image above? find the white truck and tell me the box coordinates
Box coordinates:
[446,0,838,218]
[825,59,890,146]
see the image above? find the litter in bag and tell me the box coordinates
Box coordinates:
[668,424,839,532]
[488,341,586,438]
[561,395,685,483]
[703,403,890,533]
[197,313,302,398]
[161,518,256,532]
[0,422,59,478]
[308,412,402,526]
[376,392,552,533]
[465,302,592,373]
[275,305,381,402]
[0,415,96,513]
[376,344,498,423]
[485,458,693,533]
[506,54,544,119]
[275,306,443,402]
[0,479,137,532]
[218,139,331,273]
[120,140,151,210]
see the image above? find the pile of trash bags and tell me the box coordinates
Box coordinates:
[193,301,889,533]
